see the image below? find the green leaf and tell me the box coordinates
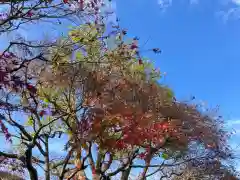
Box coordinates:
[42,103,48,108]
[161,153,169,160]
[30,132,35,137]
[66,130,72,136]
[110,132,122,139]
[26,117,34,126]
[166,87,174,99]
[76,52,83,60]
[21,96,29,106]
[44,98,49,103]
[71,36,81,42]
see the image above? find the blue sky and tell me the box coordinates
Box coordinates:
[1,0,240,177]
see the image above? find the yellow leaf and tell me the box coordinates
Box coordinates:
[82,142,88,149]
[26,117,34,126]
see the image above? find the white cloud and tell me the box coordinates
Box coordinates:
[155,0,240,22]
[226,119,240,126]
[189,0,199,5]
[216,0,240,21]
[232,0,240,6]
[157,0,199,11]
[104,0,117,24]
[157,0,173,10]
[225,120,240,137]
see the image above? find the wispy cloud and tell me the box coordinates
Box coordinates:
[157,0,199,10]
[157,0,173,11]
[155,0,240,22]
[105,0,117,24]
[217,8,240,22]
[232,0,240,6]
[226,119,240,126]
[215,0,240,21]
[189,0,199,5]
[225,119,240,138]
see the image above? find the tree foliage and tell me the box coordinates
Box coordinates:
[0,1,238,180]
[173,158,239,180]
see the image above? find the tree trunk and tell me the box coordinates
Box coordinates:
[121,168,131,180]
[25,147,38,180]
[45,136,50,180]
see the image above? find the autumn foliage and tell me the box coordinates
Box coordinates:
[0,1,238,180]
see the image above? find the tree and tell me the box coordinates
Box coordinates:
[0,0,109,179]
[0,19,235,180]
[0,0,105,34]
[0,1,237,180]
[0,171,24,180]
[173,158,240,180]
[0,157,25,180]
[0,0,108,96]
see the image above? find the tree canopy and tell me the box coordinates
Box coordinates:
[0,1,238,180]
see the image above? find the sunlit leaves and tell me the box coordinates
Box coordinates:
[69,23,100,44]
[25,117,34,126]
[165,87,174,99]
[76,51,83,60]
[43,98,49,104]
[20,19,233,180]
[161,152,169,160]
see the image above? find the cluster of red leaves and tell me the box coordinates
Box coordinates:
[27,11,33,17]
[121,121,168,147]
[37,24,229,166]
[43,59,227,159]
[80,73,227,159]
[0,119,12,143]
[0,52,25,92]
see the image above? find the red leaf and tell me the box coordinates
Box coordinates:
[39,110,45,117]
[0,119,12,143]
[162,123,168,129]
[76,163,81,169]
[27,11,33,17]
[63,0,68,3]
[26,84,37,94]
[116,140,125,149]
[131,44,138,49]
[92,167,96,174]
[80,0,84,10]
[138,152,146,159]
[27,84,33,89]
[138,59,143,65]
